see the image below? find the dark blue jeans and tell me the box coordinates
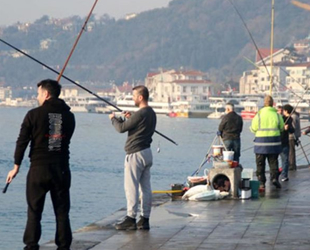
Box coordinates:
[280,145,289,178]
[223,139,241,162]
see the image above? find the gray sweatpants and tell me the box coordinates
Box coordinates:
[124,148,153,219]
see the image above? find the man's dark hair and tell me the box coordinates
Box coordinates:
[37,79,61,98]
[132,85,149,101]
[283,104,293,114]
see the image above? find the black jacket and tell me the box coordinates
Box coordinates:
[14,98,75,165]
[218,111,243,140]
[281,115,294,147]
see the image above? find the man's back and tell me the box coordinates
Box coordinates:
[14,98,75,165]
[219,111,243,140]
[251,107,283,137]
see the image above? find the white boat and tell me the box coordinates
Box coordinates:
[209,96,244,113]
[87,97,115,114]
[240,95,264,120]
[64,95,114,113]
[168,101,213,118]
[115,95,172,114]
[207,107,225,119]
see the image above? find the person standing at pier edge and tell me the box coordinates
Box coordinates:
[109,85,156,230]
[279,104,295,182]
[286,105,301,171]
[250,95,284,190]
[218,102,243,162]
[6,79,75,250]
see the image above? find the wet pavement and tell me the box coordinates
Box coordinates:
[41,166,310,250]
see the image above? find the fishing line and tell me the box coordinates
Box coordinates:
[0,38,178,146]
[229,0,306,97]
[229,0,309,126]
[228,0,271,77]
[243,55,306,102]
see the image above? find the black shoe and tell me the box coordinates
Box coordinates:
[24,245,39,250]
[137,216,150,230]
[115,216,137,230]
[281,177,289,182]
[272,179,282,189]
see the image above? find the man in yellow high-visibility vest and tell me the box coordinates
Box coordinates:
[250,95,284,190]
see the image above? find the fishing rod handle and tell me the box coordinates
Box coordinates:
[2,182,10,194]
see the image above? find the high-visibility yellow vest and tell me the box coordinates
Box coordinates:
[250,106,284,154]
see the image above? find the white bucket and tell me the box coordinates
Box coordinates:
[212,145,224,156]
[223,151,234,161]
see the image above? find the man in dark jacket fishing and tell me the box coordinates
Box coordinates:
[6,79,75,250]
[218,102,243,162]
[109,85,156,230]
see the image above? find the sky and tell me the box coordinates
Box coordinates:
[0,0,171,26]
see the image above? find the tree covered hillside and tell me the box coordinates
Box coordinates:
[0,0,310,88]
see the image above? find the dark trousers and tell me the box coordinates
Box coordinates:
[280,145,290,178]
[255,154,280,184]
[289,138,297,170]
[223,138,241,162]
[23,163,72,250]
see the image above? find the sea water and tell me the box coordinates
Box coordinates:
[0,107,309,250]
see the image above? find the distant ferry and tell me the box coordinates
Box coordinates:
[64,95,113,113]
[114,95,172,114]
[168,101,213,118]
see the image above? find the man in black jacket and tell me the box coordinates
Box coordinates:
[6,79,75,250]
[218,103,243,162]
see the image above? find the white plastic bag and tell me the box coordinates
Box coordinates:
[182,185,208,200]
[188,189,217,201]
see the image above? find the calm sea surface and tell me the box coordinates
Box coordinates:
[1,107,309,250]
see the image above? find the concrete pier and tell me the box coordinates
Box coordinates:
[41,166,310,250]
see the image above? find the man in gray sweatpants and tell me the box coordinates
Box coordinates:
[109,85,156,230]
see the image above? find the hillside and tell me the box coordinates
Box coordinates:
[0,0,310,89]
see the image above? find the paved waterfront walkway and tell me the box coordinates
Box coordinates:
[41,166,310,250]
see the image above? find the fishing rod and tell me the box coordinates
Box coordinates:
[229,0,310,162]
[2,182,9,194]
[292,0,310,11]
[0,38,178,146]
[228,0,270,77]
[57,0,99,82]
[2,1,99,194]
[230,0,310,126]
[243,56,306,102]
[229,0,309,100]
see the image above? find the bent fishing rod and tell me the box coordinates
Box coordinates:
[57,0,99,82]
[0,38,178,146]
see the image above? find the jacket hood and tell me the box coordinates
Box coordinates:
[43,98,71,112]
